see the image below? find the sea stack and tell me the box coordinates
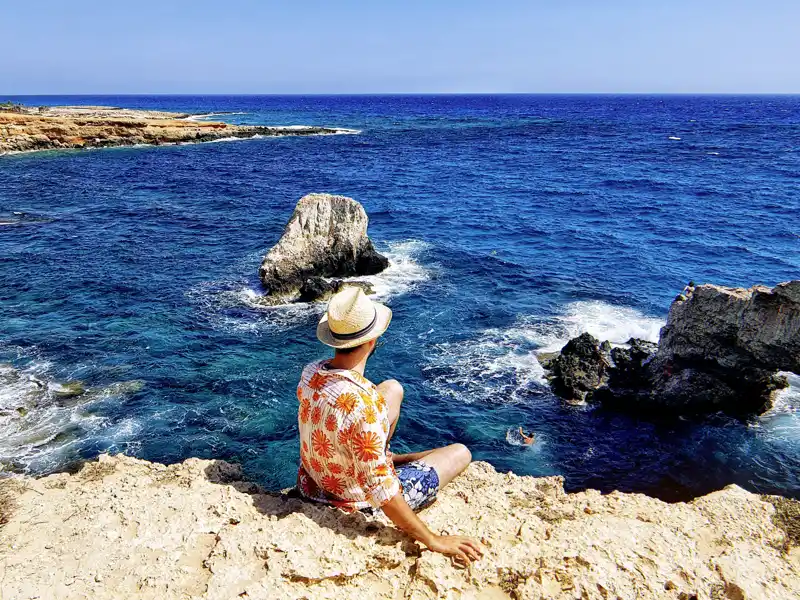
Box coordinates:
[258,194,389,303]
[541,281,800,418]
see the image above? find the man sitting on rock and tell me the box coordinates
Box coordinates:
[296,287,483,564]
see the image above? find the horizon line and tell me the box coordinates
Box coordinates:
[3,92,800,98]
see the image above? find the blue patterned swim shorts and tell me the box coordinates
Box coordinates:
[395,460,440,511]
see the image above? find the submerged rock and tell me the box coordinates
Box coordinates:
[258,194,388,302]
[1,454,797,599]
[542,281,800,417]
[49,381,86,399]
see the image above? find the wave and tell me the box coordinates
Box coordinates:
[422,301,664,405]
[0,352,145,474]
[186,239,432,334]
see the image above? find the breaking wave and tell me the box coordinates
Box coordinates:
[0,348,145,474]
[422,301,665,405]
[186,239,432,334]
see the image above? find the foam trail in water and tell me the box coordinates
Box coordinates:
[423,301,664,405]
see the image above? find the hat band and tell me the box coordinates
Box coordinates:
[330,308,378,341]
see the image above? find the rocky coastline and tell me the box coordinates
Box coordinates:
[1,454,798,599]
[541,281,800,418]
[0,105,349,154]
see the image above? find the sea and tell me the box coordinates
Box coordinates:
[1,95,798,501]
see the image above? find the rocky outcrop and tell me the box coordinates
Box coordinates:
[542,281,800,417]
[258,194,389,303]
[0,106,346,154]
[543,333,612,403]
[1,454,798,600]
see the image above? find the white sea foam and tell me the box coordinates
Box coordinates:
[767,372,800,415]
[422,301,664,405]
[531,301,664,353]
[359,240,432,298]
[187,239,431,334]
[0,353,144,474]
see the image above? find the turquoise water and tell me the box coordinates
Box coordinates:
[1,95,799,499]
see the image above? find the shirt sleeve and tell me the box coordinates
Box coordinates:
[347,402,401,508]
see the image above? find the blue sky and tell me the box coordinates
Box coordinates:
[2,0,798,94]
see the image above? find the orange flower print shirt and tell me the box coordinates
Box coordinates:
[297,360,400,510]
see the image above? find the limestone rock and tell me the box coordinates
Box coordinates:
[0,106,343,154]
[258,194,388,302]
[1,454,798,599]
[657,281,800,372]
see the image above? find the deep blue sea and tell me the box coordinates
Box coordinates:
[1,95,799,500]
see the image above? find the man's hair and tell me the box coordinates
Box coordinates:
[334,342,368,355]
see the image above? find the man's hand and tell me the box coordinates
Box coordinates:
[382,492,484,564]
[425,534,484,564]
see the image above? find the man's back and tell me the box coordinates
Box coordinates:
[296,359,400,510]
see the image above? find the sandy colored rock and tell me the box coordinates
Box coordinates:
[258,193,389,302]
[0,106,344,154]
[1,454,797,599]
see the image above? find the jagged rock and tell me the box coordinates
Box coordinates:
[296,278,374,303]
[0,107,345,154]
[0,454,797,599]
[258,194,388,302]
[547,333,612,403]
[543,281,800,417]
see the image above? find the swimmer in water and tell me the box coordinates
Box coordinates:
[518,427,535,445]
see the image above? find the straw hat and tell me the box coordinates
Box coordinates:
[317,287,392,348]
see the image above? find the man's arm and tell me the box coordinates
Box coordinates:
[381,491,483,564]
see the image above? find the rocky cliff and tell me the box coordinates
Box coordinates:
[542,281,800,417]
[0,106,345,154]
[1,454,797,599]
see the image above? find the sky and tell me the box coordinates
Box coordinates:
[2,0,799,94]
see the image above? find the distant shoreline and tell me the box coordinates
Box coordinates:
[0,104,355,155]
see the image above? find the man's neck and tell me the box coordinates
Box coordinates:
[329,352,369,375]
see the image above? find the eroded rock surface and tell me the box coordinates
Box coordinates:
[543,281,800,417]
[0,454,797,599]
[258,194,389,302]
[546,333,612,403]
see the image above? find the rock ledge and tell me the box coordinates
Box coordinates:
[1,454,798,599]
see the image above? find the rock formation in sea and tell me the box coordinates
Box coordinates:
[542,281,800,417]
[1,454,797,600]
[258,194,389,303]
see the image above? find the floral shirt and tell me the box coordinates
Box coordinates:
[296,360,401,510]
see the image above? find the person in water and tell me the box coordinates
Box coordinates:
[296,287,483,564]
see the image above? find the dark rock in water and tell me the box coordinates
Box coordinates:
[258,194,388,303]
[548,333,612,403]
[643,281,800,416]
[297,278,375,303]
[542,281,800,418]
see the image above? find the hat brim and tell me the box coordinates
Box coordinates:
[316,302,392,349]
